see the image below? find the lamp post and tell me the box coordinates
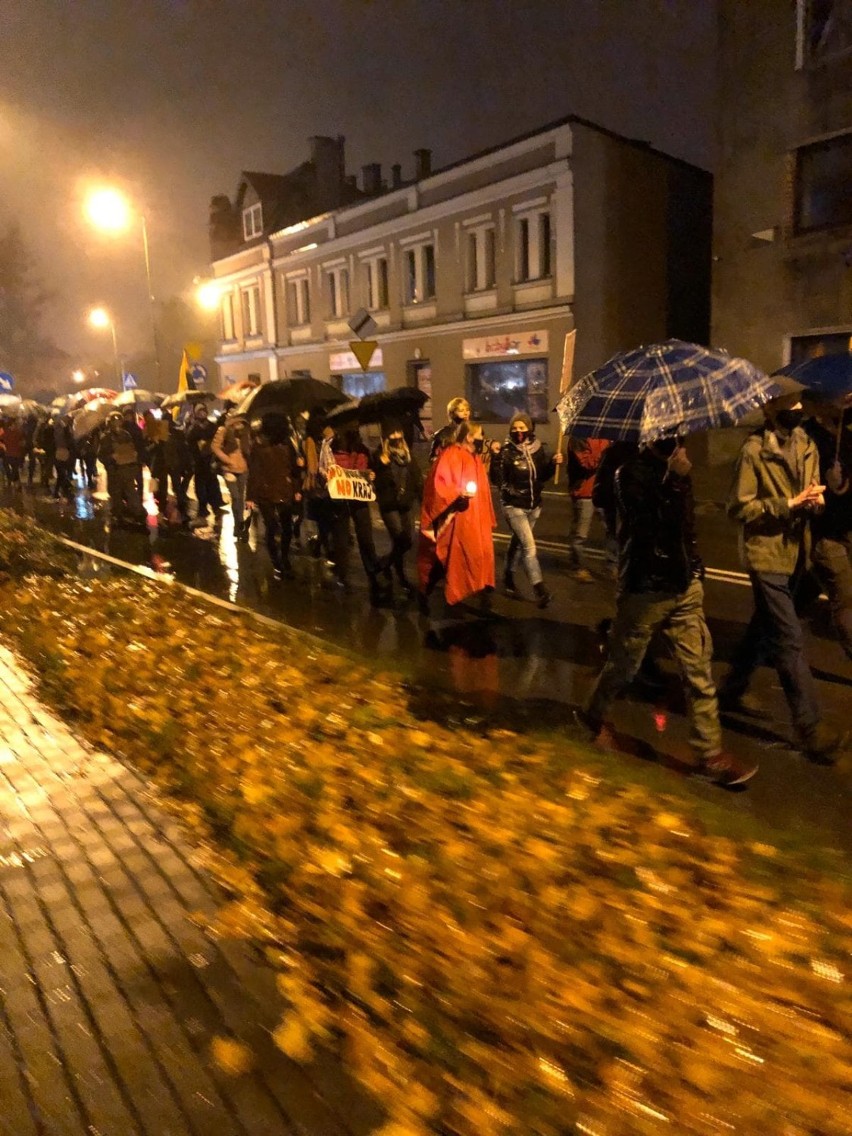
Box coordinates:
[88,307,122,386]
[84,187,162,386]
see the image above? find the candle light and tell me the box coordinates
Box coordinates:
[465,480,478,495]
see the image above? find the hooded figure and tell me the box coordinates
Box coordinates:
[489,411,561,606]
[371,419,424,593]
[418,420,495,608]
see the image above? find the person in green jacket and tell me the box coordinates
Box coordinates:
[721,391,845,763]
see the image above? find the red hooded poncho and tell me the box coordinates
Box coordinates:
[418,443,495,605]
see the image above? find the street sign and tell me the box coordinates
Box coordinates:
[122,372,139,391]
[349,340,378,372]
[348,308,378,340]
[0,372,14,392]
[191,363,208,386]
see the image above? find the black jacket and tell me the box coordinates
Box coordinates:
[490,438,555,510]
[615,449,703,594]
[370,451,424,512]
[808,419,852,542]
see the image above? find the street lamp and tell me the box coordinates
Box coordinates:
[84,186,161,385]
[72,369,86,384]
[88,306,122,385]
[196,279,221,312]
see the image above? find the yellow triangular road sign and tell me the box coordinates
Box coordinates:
[349,339,378,372]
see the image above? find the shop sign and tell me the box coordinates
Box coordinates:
[326,466,376,503]
[330,347,384,372]
[462,330,549,360]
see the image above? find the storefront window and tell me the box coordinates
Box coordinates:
[465,359,549,423]
[339,371,387,399]
[790,331,852,363]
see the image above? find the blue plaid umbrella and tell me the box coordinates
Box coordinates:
[556,339,780,445]
[776,353,852,399]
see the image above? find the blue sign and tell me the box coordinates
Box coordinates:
[0,371,14,392]
[191,363,208,386]
[122,372,139,391]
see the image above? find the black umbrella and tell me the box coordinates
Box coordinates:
[236,378,347,418]
[248,411,294,445]
[326,386,428,429]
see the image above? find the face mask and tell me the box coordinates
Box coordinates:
[653,438,678,458]
[775,408,804,432]
[510,430,528,444]
[473,438,485,453]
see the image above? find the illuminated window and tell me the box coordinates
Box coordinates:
[221,293,235,340]
[242,202,263,241]
[465,359,549,423]
[240,284,262,336]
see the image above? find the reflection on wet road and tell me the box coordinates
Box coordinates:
[6,476,851,853]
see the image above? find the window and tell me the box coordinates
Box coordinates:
[797,0,852,68]
[465,359,549,423]
[326,266,350,318]
[466,225,496,292]
[240,284,262,337]
[365,256,389,310]
[794,133,852,232]
[402,242,436,304]
[790,331,852,364]
[515,208,552,282]
[286,276,311,326]
[221,293,235,340]
[339,371,386,399]
[242,202,263,241]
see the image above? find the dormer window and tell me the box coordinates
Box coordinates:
[243,202,263,241]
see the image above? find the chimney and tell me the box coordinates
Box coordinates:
[311,135,346,207]
[413,148,432,180]
[391,163,403,189]
[362,163,382,195]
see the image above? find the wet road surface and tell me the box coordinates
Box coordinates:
[4,476,851,856]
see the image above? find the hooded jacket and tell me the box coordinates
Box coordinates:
[489,413,556,510]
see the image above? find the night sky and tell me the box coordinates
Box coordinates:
[0,0,716,367]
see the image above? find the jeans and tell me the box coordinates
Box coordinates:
[329,501,380,583]
[227,473,248,531]
[193,459,223,518]
[587,579,722,759]
[503,505,543,586]
[812,536,852,661]
[568,496,594,567]
[723,570,820,736]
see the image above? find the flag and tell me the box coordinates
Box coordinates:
[554,329,576,484]
[177,349,196,395]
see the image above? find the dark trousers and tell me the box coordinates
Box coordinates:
[380,508,414,584]
[52,460,73,498]
[106,463,144,521]
[329,501,380,583]
[193,459,222,518]
[724,569,820,735]
[258,501,293,569]
[3,456,21,485]
[151,453,189,519]
[812,536,852,661]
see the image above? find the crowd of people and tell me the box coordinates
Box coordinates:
[2,381,851,789]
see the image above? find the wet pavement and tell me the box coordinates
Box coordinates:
[3,475,851,855]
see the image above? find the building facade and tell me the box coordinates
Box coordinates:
[210,119,711,444]
[713,0,852,371]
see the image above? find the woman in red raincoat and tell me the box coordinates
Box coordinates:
[418,420,495,610]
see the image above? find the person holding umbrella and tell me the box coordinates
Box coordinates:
[212,414,252,540]
[246,415,301,579]
[97,411,146,527]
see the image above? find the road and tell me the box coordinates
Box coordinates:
[4,477,851,854]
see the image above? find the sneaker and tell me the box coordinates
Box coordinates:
[571,567,595,583]
[798,723,847,766]
[698,751,758,787]
[717,689,767,718]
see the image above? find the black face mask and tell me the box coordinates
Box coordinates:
[653,437,679,458]
[775,409,804,432]
[473,438,485,453]
[510,430,529,444]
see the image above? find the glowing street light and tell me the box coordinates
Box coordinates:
[87,306,121,385]
[83,185,161,384]
[196,279,221,312]
[72,369,86,384]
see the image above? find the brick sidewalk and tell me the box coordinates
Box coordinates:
[0,644,378,1136]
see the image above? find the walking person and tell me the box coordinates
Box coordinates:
[52,415,75,500]
[489,411,563,607]
[418,420,496,612]
[146,411,191,527]
[583,436,757,786]
[97,412,147,527]
[185,403,224,528]
[212,415,251,541]
[0,416,26,490]
[371,421,423,594]
[34,415,56,490]
[429,396,471,462]
[721,392,846,763]
[246,420,300,580]
[565,436,609,581]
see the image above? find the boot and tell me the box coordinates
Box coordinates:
[533,581,552,609]
[503,566,520,598]
[798,722,847,765]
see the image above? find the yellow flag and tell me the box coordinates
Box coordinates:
[177,349,195,394]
